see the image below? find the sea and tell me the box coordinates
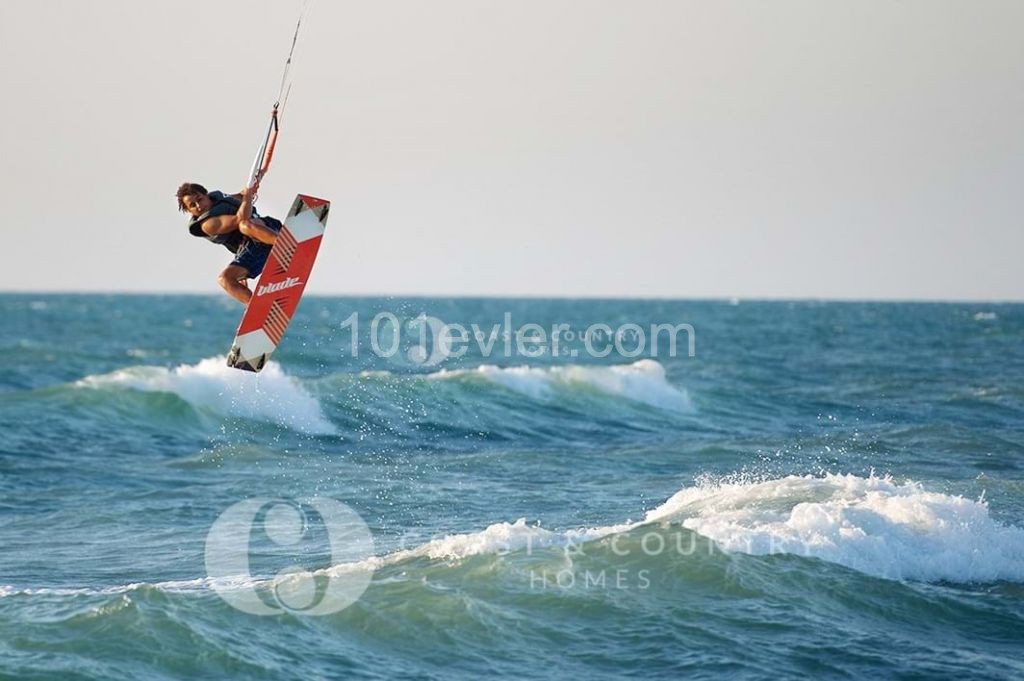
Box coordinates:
[1,294,1022,680]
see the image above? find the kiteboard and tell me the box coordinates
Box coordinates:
[226,194,330,372]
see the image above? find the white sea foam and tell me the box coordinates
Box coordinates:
[343,474,1024,583]
[386,517,635,564]
[974,312,998,321]
[0,576,263,599]
[326,475,1024,584]
[0,516,631,600]
[428,359,692,412]
[76,357,336,435]
[646,473,1024,582]
[7,475,1021,601]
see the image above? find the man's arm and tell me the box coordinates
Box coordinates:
[237,185,256,225]
[200,214,240,236]
[236,185,278,245]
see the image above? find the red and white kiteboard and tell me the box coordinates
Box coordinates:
[226,194,330,372]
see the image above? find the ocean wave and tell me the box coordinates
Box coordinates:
[368,517,634,565]
[336,473,1024,584]
[6,475,1020,602]
[350,473,1024,583]
[75,357,336,435]
[0,578,212,599]
[424,359,693,412]
[646,473,1024,583]
[0,520,625,601]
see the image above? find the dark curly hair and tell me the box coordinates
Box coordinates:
[175,182,208,212]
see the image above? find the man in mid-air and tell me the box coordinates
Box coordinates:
[176,182,283,304]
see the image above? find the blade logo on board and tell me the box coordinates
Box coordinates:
[256,277,303,297]
[226,194,330,372]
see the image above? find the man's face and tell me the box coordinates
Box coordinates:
[182,193,212,217]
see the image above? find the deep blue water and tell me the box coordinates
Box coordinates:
[1,294,1023,679]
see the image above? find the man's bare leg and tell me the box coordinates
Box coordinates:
[239,216,278,245]
[218,264,253,305]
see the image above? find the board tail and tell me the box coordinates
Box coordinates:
[227,194,330,372]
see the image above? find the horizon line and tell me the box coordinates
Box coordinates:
[0,289,1021,305]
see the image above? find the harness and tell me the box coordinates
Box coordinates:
[187,190,247,254]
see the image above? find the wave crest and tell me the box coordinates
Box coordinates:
[76,357,336,435]
[426,359,693,412]
[646,473,1024,582]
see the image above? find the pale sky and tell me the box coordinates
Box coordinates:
[1,0,1021,300]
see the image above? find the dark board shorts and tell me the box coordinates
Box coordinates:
[230,217,283,279]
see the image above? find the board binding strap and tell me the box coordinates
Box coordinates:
[226,194,330,372]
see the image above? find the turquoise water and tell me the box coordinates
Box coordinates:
[1,294,1023,679]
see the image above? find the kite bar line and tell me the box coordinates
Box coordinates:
[247,0,314,191]
[248,106,280,191]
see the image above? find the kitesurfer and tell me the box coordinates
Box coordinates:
[176,182,282,304]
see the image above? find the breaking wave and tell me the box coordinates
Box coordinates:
[424,359,692,412]
[7,474,1022,602]
[646,473,1024,582]
[75,357,336,435]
